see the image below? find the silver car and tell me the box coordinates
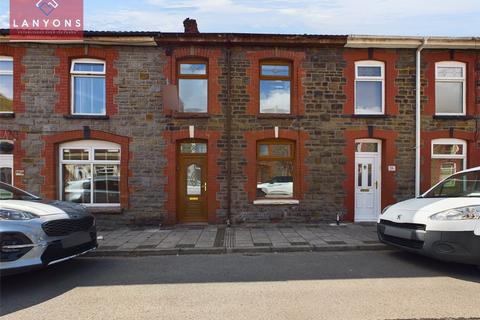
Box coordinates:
[0,182,97,275]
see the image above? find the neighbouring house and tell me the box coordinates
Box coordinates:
[1,20,479,226]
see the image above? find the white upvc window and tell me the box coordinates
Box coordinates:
[354,60,385,115]
[0,56,14,114]
[435,61,466,116]
[59,140,121,206]
[70,59,106,116]
[431,138,467,186]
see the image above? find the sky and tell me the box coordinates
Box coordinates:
[1,0,480,36]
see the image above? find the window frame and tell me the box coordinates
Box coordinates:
[177,58,209,113]
[0,56,14,114]
[431,138,467,184]
[435,61,466,116]
[70,58,107,116]
[259,60,293,114]
[354,60,385,115]
[59,140,121,207]
[256,139,296,199]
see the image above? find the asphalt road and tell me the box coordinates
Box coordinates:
[1,250,480,320]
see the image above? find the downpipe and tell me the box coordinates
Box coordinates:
[415,38,428,198]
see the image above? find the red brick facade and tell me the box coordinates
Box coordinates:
[0,45,26,114]
[54,47,119,115]
[41,130,131,208]
[246,50,306,115]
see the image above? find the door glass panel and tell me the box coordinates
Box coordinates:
[0,167,12,184]
[0,141,14,154]
[93,164,120,204]
[62,164,92,203]
[367,164,372,187]
[187,164,202,196]
[181,143,207,154]
[357,164,362,187]
[356,142,378,153]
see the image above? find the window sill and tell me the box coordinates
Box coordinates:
[87,206,123,214]
[64,115,110,120]
[433,115,474,120]
[257,114,300,119]
[350,114,390,119]
[171,112,211,119]
[253,199,300,205]
[0,113,15,119]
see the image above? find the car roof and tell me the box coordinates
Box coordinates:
[459,166,480,174]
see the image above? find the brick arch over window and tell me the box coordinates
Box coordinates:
[244,129,309,202]
[162,130,221,224]
[343,49,399,115]
[422,51,476,116]
[343,129,398,222]
[162,48,222,115]
[41,130,130,208]
[246,50,306,115]
[54,47,118,115]
[0,45,26,114]
[421,130,480,193]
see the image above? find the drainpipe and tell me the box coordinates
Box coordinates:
[225,43,232,226]
[415,38,428,197]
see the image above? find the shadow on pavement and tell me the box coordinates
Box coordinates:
[1,250,479,316]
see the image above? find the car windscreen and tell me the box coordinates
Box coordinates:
[423,171,480,198]
[0,183,41,201]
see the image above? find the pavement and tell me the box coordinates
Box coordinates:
[92,223,386,256]
[2,251,480,319]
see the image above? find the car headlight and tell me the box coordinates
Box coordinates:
[0,209,39,220]
[430,206,480,221]
[381,205,392,215]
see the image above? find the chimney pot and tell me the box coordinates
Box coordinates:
[183,18,199,34]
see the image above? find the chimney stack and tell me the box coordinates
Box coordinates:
[183,18,199,34]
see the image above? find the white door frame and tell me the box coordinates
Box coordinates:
[0,140,14,185]
[354,139,382,222]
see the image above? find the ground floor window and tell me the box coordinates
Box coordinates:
[256,139,294,198]
[0,140,14,185]
[431,138,467,186]
[59,140,121,205]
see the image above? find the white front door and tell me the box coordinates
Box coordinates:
[355,140,381,222]
[0,155,13,185]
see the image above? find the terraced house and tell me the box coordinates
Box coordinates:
[0,20,479,226]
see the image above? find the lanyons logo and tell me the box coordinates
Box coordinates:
[36,0,59,16]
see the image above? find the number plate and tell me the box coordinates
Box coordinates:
[61,232,92,248]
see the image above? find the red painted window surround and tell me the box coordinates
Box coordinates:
[0,45,26,114]
[246,50,306,115]
[0,130,26,189]
[343,129,398,222]
[244,129,309,203]
[162,48,222,115]
[162,130,221,225]
[421,130,480,193]
[422,51,477,116]
[41,130,131,209]
[54,47,119,116]
[343,49,399,115]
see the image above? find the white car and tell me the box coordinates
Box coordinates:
[378,166,480,265]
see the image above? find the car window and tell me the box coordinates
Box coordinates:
[0,183,41,201]
[423,171,480,198]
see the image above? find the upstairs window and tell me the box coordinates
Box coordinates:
[355,61,384,115]
[71,59,106,115]
[178,60,208,113]
[435,61,466,115]
[256,140,295,199]
[431,138,467,186]
[0,57,13,114]
[260,61,292,114]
